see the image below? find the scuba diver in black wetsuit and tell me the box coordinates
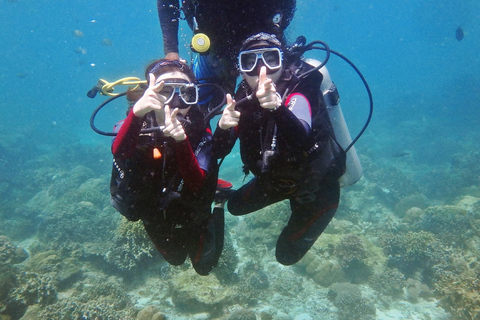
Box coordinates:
[157,0,296,113]
[110,59,223,275]
[214,33,347,265]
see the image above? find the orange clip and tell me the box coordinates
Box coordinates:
[153,147,162,159]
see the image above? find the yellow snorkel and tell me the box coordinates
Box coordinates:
[97,77,147,97]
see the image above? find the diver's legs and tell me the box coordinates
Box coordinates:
[227,177,284,216]
[143,219,189,266]
[275,178,340,265]
[190,207,225,275]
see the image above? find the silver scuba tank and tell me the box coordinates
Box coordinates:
[304,58,362,187]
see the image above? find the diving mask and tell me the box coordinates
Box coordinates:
[158,81,199,105]
[239,48,283,75]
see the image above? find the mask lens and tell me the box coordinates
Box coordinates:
[179,84,198,104]
[240,52,259,72]
[262,49,281,69]
[159,85,175,103]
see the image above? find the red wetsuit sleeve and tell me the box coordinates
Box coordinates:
[112,110,144,159]
[175,138,207,192]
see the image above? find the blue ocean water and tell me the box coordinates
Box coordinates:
[1,0,480,319]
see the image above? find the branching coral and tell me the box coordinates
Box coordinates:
[327,283,376,320]
[369,267,406,298]
[336,234,371,283]
[414,205,475,248]
[431,250,480,319]
[104,219,156,272]
[380,230,444,279]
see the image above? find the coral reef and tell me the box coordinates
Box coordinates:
[212,231,240,285]
[335,234,371,283]
[2,116,480,320]
[327,283,376,320]
[36,176,116,253]
[227,309,257,320]
[36,275,136,319]
[413,205,475,248]
[24,250,83,290]
[419,150,480,201]
[0,235,28,265]
[369,267,405,298]
[170,268,238,316]
[104,219,156,273]
[135,305,167,320]
[430,249,480,319]
[6,272,57,319]
[380,231,444,278]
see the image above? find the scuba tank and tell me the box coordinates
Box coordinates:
[304,58,363,188]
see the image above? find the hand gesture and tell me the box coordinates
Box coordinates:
[256,66,282,110]
[133,73,167,118]
[163,104,186,142]
[218,94,240,130]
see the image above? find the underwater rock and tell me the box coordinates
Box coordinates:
[404,278,433,303]
[151,312,167,320]
[135,305,161,320]
[170,269,237,314]
[394,194,429,217]
[297,242,346,287]
[403,206,423,223]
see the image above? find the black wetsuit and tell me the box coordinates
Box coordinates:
[157,0,296,91]
[213,61,346,265]
[110,107,222,275]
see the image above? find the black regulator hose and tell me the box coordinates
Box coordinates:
[89,92,127,136]
[289,39,373,152]
[327,49,373,153]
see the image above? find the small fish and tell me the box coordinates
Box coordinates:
[102,38,113,46]
[73,30,84,37]
[391,151,411,158]
[74,47,87,54]
[456,26,464,41]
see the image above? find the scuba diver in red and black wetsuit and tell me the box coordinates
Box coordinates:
[214,33,347,266]
[110,59,223,275]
